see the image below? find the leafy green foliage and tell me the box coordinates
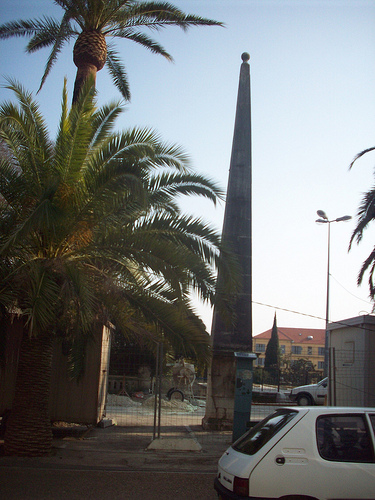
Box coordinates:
[0,80,239,368]
[283,358,315,386]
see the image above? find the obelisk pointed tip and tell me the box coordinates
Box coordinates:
[241,52,250,62]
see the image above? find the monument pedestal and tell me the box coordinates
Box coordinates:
[202,350,235,431]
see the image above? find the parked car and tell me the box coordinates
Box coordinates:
[215,406,375,499]
[289,377,328,405]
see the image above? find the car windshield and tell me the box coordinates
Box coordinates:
[233,409,298,456]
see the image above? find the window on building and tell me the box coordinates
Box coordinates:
[307,346,313,355]
[280,345,285,354]
[318,361,324,370]
[318,347,325,356]
[292,345,302,355]
[256,357,265,366]
[255,343,266,353]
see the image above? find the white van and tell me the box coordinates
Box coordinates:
[289,377,328,405]
[215,407,375,499]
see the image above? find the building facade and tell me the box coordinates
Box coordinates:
[253,327,325,373]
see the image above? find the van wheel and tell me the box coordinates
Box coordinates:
[296,393,313,406]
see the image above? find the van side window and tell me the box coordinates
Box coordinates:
[233,409,298,456]
[317,415,374,463]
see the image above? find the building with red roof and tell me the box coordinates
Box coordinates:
[253,327,326,374]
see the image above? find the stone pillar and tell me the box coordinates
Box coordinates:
[203,53,252,430]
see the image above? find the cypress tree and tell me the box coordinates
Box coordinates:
[265,313,280,379]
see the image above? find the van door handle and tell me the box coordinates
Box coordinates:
[275,456,285,465]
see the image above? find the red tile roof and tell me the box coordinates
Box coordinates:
[254,327,325,345]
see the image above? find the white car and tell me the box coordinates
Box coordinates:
[289,377,328,405]
[215,406,375,499]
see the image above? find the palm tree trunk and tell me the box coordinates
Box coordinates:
[73,64,97,103]
[4,331,53,456]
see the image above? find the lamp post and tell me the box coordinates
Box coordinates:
[316,210,352,381]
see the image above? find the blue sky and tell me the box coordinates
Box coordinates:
[1,0,375,336]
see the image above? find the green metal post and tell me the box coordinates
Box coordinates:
[232,352,257,442]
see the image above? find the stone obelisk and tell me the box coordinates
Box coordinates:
[203,53,252,430]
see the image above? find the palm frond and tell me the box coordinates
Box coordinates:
[37,12,74,92]
[107,28,172,59]
[0,79,52,189]
[108,286,211,362]
[148,171,224,209]
[349,146,375,248]
[55,79,97,185]
[349,146,375,170]
[111,1,223,32]
[66,335,90,380]
[349,145,375,301]
[54,78,70,155]
[89,98,124,148]
[357,247,375,288]
[0,81,236,367]
[105,44,131,100]
[349,187,375,249]
[22,262,62,336]
[26,17,74,52]
[0,18,51,39]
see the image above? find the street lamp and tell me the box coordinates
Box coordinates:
[316,210,352,382]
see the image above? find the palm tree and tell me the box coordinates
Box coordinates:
[0,80,239,455]
[0,0,223,102]
[349,146,375,297]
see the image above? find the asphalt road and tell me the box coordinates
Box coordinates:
[0,468,218,499]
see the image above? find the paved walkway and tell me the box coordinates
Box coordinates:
[0,424,232,499]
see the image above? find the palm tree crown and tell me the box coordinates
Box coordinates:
[0,0,223,102]
[0,78,233,359]
[0,80,239,455]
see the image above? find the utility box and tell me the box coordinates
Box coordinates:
[328,315,375,407]
[232,352,257,442]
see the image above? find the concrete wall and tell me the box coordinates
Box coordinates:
[0,317,23,414]
[49,325,111,424]
[0,317,111,425]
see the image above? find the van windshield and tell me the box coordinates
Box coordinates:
[233,409,298,456]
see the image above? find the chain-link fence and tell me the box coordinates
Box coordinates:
[105,340,213,441]
[103,340,375,447]
[329,348,375,407]
[104,339,289,444]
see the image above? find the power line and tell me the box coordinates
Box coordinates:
[252,300,375,332]
[252,273,373,325]
[330,274,373,305]
[252,301,325,322]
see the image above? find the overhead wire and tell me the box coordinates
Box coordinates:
[252,300,375,332]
